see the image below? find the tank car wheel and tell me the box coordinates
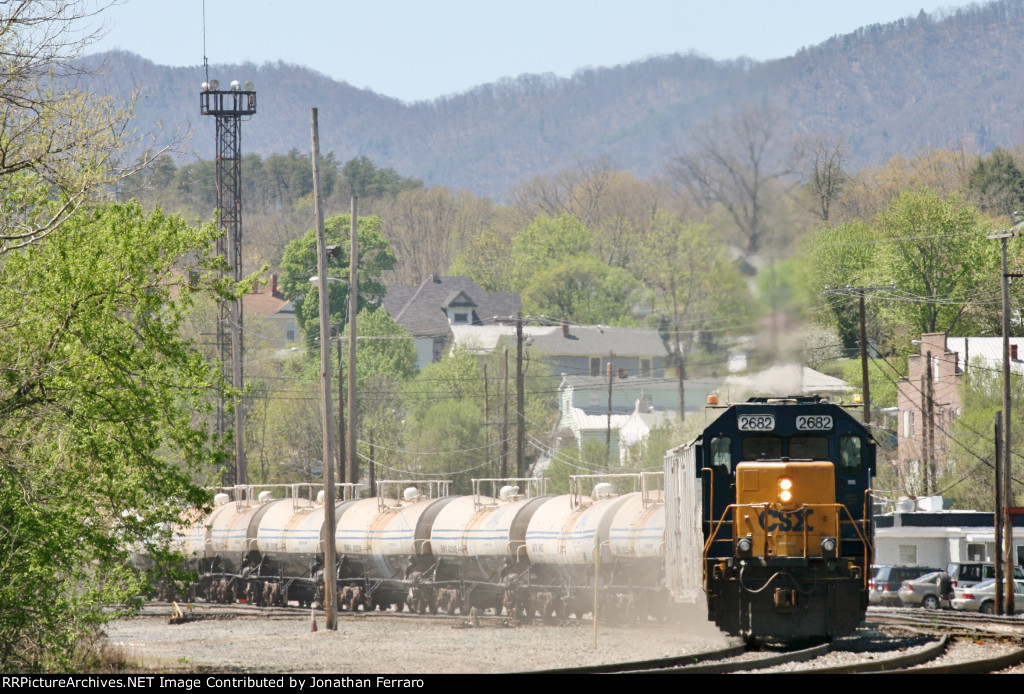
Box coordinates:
[981,600,994,614]
[922,595,940,610]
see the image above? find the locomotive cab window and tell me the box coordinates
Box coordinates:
[789,436,828,460]
[839,435,863,473]
[710,436,732,474]
[742,435,782,460]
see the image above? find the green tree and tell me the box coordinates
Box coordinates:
[340,155,422,198]
[802,220,878,350]
[449,227,517,292]
[343,308,418,388]
[522,254,640,325]
[401,349,488,492]
[868,189,997,340]
[0,201,224,671]
[278,214,396,344]
[943,363,1024,511]
[631,213,751,418]
[0,1,134,256]
[968,148,1024,218]
[510,213,591,290]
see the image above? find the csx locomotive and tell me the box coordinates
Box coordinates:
[665,397,875,640]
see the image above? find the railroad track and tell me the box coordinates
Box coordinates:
[533,617,1024,674]
[145,600,531,628]
[142,601,1024,673]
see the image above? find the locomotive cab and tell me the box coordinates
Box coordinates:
[690,397,875,640]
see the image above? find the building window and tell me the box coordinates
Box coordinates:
[590,357,601,377]
[451,311,469,324]
[640,358,651,377]
[968,543,986,562]
[899,545,917,565]
[904,410,915,438]
[286,320,296,342]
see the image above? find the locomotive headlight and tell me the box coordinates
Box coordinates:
[820,536,838,558]
[736,536,753,558]
[778,477,794,503]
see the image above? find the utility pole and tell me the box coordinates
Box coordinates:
[348,197,359,489]
[996,412,1005,615]
[200,77,256,490]
[338,337,346,486]
[483,363,490,475]
[516,313,525,478]
[823,285,894,423]
[502,348,509,479]
[606,351,614,460]
[310,107,337,630]
[989,227,1021,615]
[922,352,933,495]
[859,294,872,425]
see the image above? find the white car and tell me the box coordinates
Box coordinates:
[951,578,1024,614]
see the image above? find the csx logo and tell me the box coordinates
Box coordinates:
[758,508,814,532]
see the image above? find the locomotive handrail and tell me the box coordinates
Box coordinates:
[838,499,873,589]
[640,471,665,508]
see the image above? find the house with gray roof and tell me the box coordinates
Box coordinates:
[556,373,721,462]
[382,275,521,370]
[504,321,669,380]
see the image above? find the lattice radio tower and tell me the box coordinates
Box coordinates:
[200,78,257,488]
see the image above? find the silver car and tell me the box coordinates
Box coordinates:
[951,578,1024,614]
[897,571,951,609]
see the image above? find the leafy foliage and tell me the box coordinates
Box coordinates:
[943,363,1024,511]
[0,201,222,671]
[278,214,397,344]
[967,148,1024,218]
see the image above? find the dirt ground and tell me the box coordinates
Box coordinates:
[103,606,733,674]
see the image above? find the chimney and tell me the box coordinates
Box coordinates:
[271,274,279,297]
[561,317,569,337]
[1013,344,1019,361]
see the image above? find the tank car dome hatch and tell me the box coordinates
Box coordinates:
[592,482,614,499]
[258,491,273,503]
[499,485,519,500]
[403,487,421,501]
[316,490,325,504]
[213,493,230,506]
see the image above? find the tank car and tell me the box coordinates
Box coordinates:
[514,473,665,621]
[666,396,875,640]
[168,474,668,622]
[428,478,550,614]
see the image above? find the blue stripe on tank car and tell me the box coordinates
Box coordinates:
[431,532,513,541]
[525,531,596,540]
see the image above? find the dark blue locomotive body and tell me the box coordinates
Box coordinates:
[667,396,875,640]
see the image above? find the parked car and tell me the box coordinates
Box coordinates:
[946,562,1024,595]
[951,578,1024,614]
[870,565,943,606]
[897,571,951,609]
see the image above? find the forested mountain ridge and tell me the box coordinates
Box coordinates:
[88,0,1024,196]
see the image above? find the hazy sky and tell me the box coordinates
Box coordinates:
[91,0,953,102]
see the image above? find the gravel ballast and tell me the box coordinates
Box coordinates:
[104,608,732,674]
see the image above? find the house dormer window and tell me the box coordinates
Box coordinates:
[450,311,470,325]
